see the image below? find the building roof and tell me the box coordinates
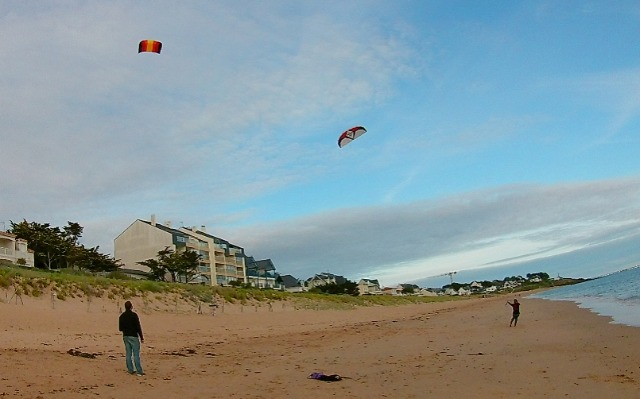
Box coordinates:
[139,219,189,239]
[246,258,275,272]
[120,268,151,278]
[0,231,16,238]
[279,274,301,288]
[308,272,347,285]
[134,219,246,254]
[182,226,243,249]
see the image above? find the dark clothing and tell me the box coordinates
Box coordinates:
[119,309,144,341]
[508,301,520,327]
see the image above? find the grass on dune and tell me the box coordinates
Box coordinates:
[0,263,464,309]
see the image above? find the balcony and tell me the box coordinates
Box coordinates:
[0,247,15,256]
[215,266,242,276]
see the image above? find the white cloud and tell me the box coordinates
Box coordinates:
[0,1,418,218]
[227,177,640,285]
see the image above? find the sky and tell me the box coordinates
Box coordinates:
[1,1,639,288]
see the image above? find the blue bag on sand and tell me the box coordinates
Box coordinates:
[308,372,342,382]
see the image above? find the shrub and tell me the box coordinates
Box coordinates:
[137,280,163,293]
[106,271,131,280]
[0,274,12,288]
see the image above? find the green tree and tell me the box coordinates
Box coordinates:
[527,272,550,281]
[10,220,119,272]
[401,286,415,295]
[137,247,200,283]
[10,220,66,269]
[62,222,83,243]
[74,246,121,273]
[313,280,359,296]
[157,247,177,282]
[176,250,201,283]
[137,258,166,281]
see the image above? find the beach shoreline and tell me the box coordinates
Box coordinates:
[1,292,639,398]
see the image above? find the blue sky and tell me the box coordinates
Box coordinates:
[1,1,639,287]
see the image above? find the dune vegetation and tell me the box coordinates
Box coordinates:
[0,262,465,310]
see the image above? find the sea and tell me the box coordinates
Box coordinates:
[528,266,640,328]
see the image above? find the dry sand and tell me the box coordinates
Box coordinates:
[1,290,639,399]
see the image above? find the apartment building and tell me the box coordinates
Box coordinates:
[114,216,247,286]
[0,231,35,267]
[179,225,247,286]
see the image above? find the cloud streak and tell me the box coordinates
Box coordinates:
[226,177,640,285]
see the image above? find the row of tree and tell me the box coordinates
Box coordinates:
[442,272,551,290]
[309,280,359,296]
[9,220,120,272]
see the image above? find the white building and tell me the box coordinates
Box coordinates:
[0,231,35,268]
[357,278,382,295]
[114,216,247,286]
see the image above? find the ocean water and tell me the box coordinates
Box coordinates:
[529,266,640,328]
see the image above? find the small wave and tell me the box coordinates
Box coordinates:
[528,267,640,327]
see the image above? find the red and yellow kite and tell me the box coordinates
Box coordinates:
[138,40,162,54]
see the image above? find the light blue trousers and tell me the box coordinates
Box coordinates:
[123,336,143,374]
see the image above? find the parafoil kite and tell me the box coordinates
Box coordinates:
[138,40,162,54]
[338,126,366,148]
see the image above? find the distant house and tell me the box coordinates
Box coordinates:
[357,279,382,295]
[400,283,420,294]
[444,288,458,296]
[279,274,305,292]
[245,257,279,289]
[470,281,483,292]
[0,231,35,268]
[503,280,521,290]
[418,288,438,297]
[382,285,404,296]
[306,272,347,289]
[443,287,471,296]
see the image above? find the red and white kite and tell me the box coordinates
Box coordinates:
[338,126,366,148]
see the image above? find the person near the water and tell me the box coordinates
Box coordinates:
[507,299,520,327]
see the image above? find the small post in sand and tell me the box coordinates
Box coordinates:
[51,290,57,309]
[9,284,24,305]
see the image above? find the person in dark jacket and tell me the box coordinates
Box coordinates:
[507,299,520,327]
[119,300,145,375]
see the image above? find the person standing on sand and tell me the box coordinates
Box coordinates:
[119,300,145,375]
[507,299,520,327]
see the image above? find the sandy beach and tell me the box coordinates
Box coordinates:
[1,291,639,399]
